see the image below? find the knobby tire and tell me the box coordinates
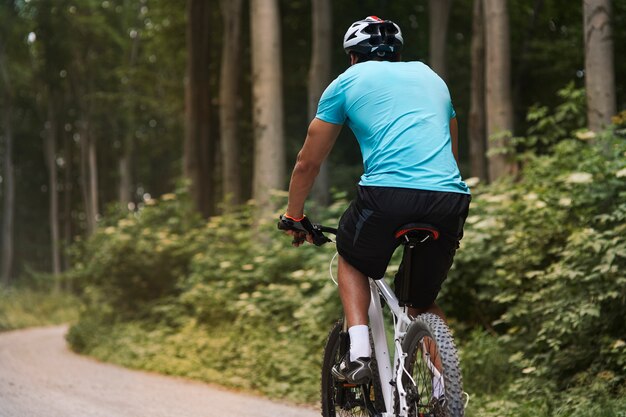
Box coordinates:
[400,313,464,417]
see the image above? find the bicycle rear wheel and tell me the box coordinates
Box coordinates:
[321,320,384,417]
[400,313,464,417]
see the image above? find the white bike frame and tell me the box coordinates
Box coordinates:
[367,277,415,417]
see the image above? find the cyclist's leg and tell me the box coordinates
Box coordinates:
[337,255,370,328]
[335,188,397,367]
[337,255,371,361]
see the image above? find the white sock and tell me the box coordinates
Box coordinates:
[423,345,446,399]
[433,374,445,399]
[348,325,371,362]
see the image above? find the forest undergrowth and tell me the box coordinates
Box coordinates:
[0,287,80,331]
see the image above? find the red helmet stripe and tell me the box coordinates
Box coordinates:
[369,16,383,21]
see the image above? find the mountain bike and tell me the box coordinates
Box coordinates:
[279,217,466,417]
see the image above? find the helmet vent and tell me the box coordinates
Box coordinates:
[343,16,403,56]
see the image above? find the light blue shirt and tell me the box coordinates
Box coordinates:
[316,61,469,195]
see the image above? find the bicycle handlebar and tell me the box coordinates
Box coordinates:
[318,225,338,235]
[277,215,337,246]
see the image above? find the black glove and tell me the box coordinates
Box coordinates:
[277,214,331,246]
[278,214,313,232]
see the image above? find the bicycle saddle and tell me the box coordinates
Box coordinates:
[394,222,440,241]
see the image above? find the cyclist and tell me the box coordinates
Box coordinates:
[280,16,470,385]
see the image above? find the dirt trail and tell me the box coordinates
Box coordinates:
[0,326,320,417]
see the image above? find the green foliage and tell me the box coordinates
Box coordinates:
[460,330,513,396]
[67,190,203,314]
[0,288,80,331]
[448,133,626,384]
[444,95,626,413]
[514,83,587,152]
[67,191,346,402]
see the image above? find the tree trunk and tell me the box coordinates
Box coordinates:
[483,0,515,181]
[63,124,73,274]
[68,60,97,235]
[44,97,62,278]
[88,134,99,225]
[250,0,285,211]
[219,0,243,206]
[119,142,132,206]
[429,0,452,79]
[78,120,96,234]
[185,0,215,218]
[584,0,616,132]
[0,43,14,286]
[119,31,140,207]
[468,0,487,181]
[309,0,332,206]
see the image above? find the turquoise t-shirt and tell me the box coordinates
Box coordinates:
[316,61,469,195]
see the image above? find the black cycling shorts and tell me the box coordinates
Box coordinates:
[336,186,470,309]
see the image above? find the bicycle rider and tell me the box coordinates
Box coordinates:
[280,16,470,385]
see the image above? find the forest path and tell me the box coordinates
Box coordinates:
[0,325,320,417]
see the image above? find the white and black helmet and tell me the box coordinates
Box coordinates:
[343,16,404,56]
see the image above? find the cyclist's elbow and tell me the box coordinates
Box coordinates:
[294,153,321,177]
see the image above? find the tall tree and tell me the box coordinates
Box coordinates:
[119,22,141,207]
[69,31,98,234]
[309,0,332,206]
[250,0,285,210]
[219,0,243,206]
[0,40,14,285]
[185,0,215,217]
[37,4,64,277]
[429,0,452,79]
[584,0,616,132]
[62,117,73,273]
[468,0,487,180]
[74,114,98,234]
[484,0,515,181]
[44,96,62,277]
[88,129,99,222]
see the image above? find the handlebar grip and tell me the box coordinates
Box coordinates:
[310,230,331,246]
[277,215,332,246]
[277,220,291,231]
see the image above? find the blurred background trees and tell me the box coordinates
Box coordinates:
[0,0,624,284]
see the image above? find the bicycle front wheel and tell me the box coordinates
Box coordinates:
[321,320,383,417]
[400,313,464,417]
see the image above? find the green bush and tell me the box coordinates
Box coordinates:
[67,191,204,315]
[447,135,626,392]
[444,88,626,411]
[0,288,80,331]
[67,192,346,402]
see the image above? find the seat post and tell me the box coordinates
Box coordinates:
[397,238,416,307]
[394,222,440,308]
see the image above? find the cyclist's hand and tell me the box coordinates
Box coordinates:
[278,214,332,246]
[287,230,313,247]
[278,214,314,247]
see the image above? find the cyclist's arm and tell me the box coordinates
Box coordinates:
[286,118,342,219]
[450,117,459,164]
